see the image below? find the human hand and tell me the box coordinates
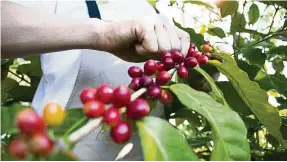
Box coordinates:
[90,15,190,62]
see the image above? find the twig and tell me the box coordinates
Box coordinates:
[268,6,279,34]
[8,69,36,87]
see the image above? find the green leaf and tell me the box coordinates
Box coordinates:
[53,108,86,136]
[216,1,238,18]
[184,0,213,9]
[9,86,36,102]
[209,53,283,144]
[216,82,252,116]
[18,56,42,78]
[231,12,246,33]
[173,20,205,49]
[137,116,199,161]
[272,59,284,72]
[1,59,13,80]
[269,46,287,56]
[193,67,229,107]
[248,4,260,24]
[170,84,250,160]
[207,27,226,38]
[242,48,266,67]
[147,0,156,7]
[1,78,19,103]
[1,103,27,134]
[237,60,260,80]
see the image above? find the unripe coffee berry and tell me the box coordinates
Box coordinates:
[110,121,131,144]
[113,86,131,108]
[148,85,161,99]
[198,55,209,65]
[204,52,212,58]
[128,66,143,78]
[177,65,189,79]
[184,57,198,68]
[80,87,97,104]
[156,71,171,85]
[161,51,172,60]
[83,100,105,118]
[30,133,54,156]
[156,62,165,72]
[126,98,150,120]
[96,84,114,104]
[142,75,154,87]
[103,108,121,127]
[201,44,212,53]
[172,51,184,64]
[163,57,175,70]
[159,90,173,104]
[9,136,29,159]
[43,102,66,127]
[144,60,157,75]
[16,108,46,135]
[129,77,143,91]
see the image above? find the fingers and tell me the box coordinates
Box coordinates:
[176,28,190,57]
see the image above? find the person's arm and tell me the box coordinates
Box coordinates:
[1,1,103,58]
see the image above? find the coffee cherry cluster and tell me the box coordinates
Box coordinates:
[80,85,151,144]
[9,106,60,159]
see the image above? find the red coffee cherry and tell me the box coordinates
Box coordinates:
[191,51,201,59]
[184,57,198,68]
[128,66,143,78]
[16,108,46,135]
[172,51,184,64]
[113,86,131,108]
[103,108,121,127]
[204,52,212,58]
[96,84,114,104]
[126,98,150,120]
[198,55,209,65]
[163,57,175,70]
[161,51,173,60]
[110,121,131,144]
[30,133,53,156]
[156,62,165,72]
[80,87,97,104]
[144,60,157,75]
[83,100,105,118]
[177,65,189,79]
[156,71,171,85]
[201,44,212,53]
[142,75,154,87]
[129,77,143,91]
[148,85,162,100]
[187,47,195,58]
[9,136,29,159]
[159,90,173,104]
[190,43,196,49]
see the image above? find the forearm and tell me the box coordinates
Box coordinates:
[1,1,106,59]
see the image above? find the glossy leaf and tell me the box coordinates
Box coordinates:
[193,66,229,107]
[231,12,246,32]
[216,1,238,18]
[137,116,199,161]
[170,84,250,160]
[237,60,260,80]
[242,48,266,67]
[207,27,226,38]
[248,4,260,24]
[209,53,283,144]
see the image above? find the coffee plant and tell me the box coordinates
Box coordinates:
[1,0,287,161]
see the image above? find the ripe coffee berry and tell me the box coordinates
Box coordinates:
[129,77,143,91]
[159,90,173,104]
[161,51,173,60]
[80,87,97,104]
[144,60,157,75]
[172,51,184,64]
[201,44,212,53]
[142,75,154,87]
[113,86,131,108]
[148,85,161,99]
[187,47,195,57]
[30,133,53,156]
[198,55,209,65]
[190,51,201,59]
[9,136,29,159]
[96,84,114,104]
[43,103,66,127]
[163,57,175,70]
[83,100,105,118]
[110,121,131,144]
[184,57,198,68]
[128,66,143,78]
[156,62,165,72]
[126,98,150,120]
[103,108,121,127]
[190,43,196,49]
[156,71,171,85]
[17,108,46,135]
[177,65,189,79]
